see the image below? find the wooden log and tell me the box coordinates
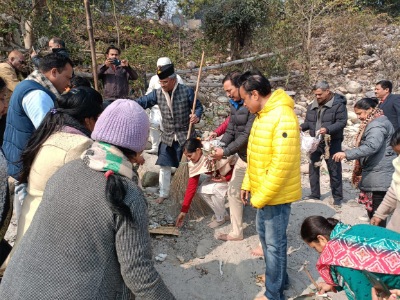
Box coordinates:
[149,226,180,236]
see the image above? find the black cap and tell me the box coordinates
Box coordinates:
[157,64,175,80]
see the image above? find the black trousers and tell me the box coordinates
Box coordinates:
[368,191,387,228]
[309,139,343,202]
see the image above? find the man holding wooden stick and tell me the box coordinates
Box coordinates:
[135,64,203,203]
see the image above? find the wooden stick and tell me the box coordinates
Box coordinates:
[84,0,99,91]
[187,50,205,139]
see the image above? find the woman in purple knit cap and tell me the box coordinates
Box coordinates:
[0,99,175,300]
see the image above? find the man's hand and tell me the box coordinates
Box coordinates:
[370,216,382,226]
[175,212,186,227]
[31,50,37,58]
[319,127,328,135]
[105,58,113,67]
[134,155,145,165]
[332,152,346,162]
[189,114,199,124]
[240,189,250,205]
[211,147,224,160]
[208,131,217,140]
[121,59,129,67]
[317,282,334,294]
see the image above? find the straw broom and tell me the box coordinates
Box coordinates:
[168,51,212,219]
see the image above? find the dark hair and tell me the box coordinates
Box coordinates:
[376,80,392,93]
[0,77,6,90]
[70,76,91,88]
[300,216,339,243]
[105,45,121,55]
[236,69,263,86]
[238,71,272,97]
[50,37,66,48]
[182,138,202,153]
[391,128,400,147]
[354,97,379,110]
[222,71,242,87]
[19,87,103,183]
[104,146,137,222]
[38,53,73,73]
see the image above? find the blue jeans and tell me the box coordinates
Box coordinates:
[256,203,291,300]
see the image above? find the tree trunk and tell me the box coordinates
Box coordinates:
[84,0,99,91]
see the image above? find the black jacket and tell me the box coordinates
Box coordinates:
[221,101,255,162]
[301,93,347,141]
[378,93,400,131]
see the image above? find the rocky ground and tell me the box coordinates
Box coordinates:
[4,150,369,300]
[139,153,366,300]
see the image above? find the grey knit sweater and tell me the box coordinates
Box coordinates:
[0,159,175,300]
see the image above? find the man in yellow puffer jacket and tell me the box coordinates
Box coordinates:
[239,72,301,300]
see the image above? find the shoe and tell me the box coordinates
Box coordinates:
[303,195,320,200]
[216,233,243,241]
[332,201,342,209]
[145,149,158,155]
[208,219,226,228]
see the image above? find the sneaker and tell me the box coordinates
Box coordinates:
[303,195,320,200]
[332,200,342,209]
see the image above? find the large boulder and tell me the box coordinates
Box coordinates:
[346,81,362,94]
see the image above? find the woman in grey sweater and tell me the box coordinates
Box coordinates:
[333,98,396,227]
[0,100,175,300]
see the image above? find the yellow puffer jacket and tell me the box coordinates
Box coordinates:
[241,89,301,208]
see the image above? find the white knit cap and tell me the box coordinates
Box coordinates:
[157,57,172,67]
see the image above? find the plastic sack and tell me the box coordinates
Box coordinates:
[301,132,321,156]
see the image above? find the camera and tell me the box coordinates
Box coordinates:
[112,59,121,66]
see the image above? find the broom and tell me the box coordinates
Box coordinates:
[167,51,212,219]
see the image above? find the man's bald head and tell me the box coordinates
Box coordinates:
[8,50,26,72]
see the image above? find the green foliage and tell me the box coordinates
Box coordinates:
[201,0,273,58]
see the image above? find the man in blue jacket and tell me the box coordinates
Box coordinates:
[2,53,73,219]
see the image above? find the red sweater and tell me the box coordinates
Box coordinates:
[181,168,233,213]
[214,116,230,136]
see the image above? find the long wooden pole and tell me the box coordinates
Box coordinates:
[84,0,99,91]
[187,50,205,139]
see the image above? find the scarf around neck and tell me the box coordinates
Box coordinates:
[351,108,384,187]
[81,141,134,179]
[188,153,238,178]
[26,70,62,99]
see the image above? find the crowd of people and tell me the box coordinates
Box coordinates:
[0,38,399,300]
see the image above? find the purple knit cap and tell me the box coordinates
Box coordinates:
[91,99,150,153]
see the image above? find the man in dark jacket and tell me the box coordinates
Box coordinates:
[211,71,255,240]
[375,80,400,130]
[98,45,138,103]
[301,81,347,207]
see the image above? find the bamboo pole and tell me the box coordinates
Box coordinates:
[84,0,99,91]
[187,50,205,139]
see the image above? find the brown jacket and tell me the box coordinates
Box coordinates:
[0,62,23,93]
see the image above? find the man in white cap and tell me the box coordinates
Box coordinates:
[145,57,184,154]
